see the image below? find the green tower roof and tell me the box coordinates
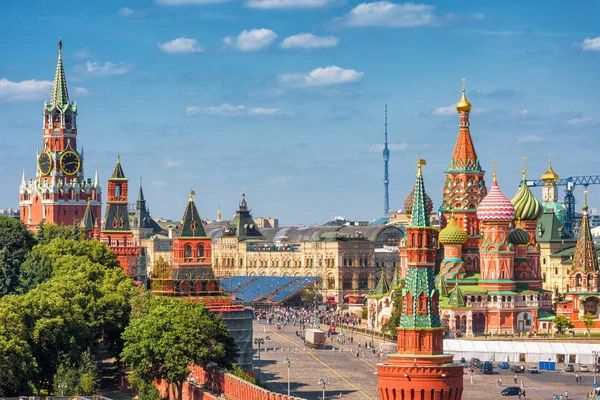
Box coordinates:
[448,280,466,307]
[51,38,70,106]
[571,191,598,273]
[409,160,431,228]
[372,270,389,296]
[511,169,543,221]
[180,192,207,238]
[82,199,96,230]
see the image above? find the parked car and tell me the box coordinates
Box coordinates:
[564,364,575,372]
[580,365,590,372]
[594,365,600,373]
[510,365,525,373]
[501,387,522,396]
[498,362,510,369]
[470,358,482,368]
[480,361,494,374]
[527,366,539,373]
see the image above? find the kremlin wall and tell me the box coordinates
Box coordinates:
[15,39,600,400]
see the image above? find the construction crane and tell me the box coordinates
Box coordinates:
[525,175,600,235]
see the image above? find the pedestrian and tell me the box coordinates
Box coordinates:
[522,389,526,399]
[520,379,524,388]
[499,378,502,387]
[339,393,343,399]
[565,390,568,400]
[356,350,360,358]
[470,375,473,384]
[514,375,518,384]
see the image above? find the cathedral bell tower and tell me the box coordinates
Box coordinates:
[440,79,487,274]
[19,39,101,230]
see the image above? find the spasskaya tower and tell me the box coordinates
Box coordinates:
[19,39,101,230]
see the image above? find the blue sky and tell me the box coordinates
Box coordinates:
[2,0,600,225]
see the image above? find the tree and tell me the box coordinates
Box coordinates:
[553,315,574,334]
[19,246,54,293]
[121,297,238,400]
[0,217,36,295]
[0,216,36,267]
[581,312,596,336]
[0,296,33,396]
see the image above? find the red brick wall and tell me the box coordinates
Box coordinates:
[153,365,305,400]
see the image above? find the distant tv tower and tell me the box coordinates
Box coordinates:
[383,105,390,216]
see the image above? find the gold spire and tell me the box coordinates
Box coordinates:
[492,159,497,182]
[522,156,527,180]
[189,190,196,201]
[455,77,472,113]
[541,153,559,181]
[217,205,222,219]
[584,189,589,212]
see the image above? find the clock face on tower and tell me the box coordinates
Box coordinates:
[38,152,52,175]
[60,151,81,176]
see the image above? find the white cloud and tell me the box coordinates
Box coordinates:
[151,180,167,187]
[339,1,438,28]
[0,78,52,102]
[74,87,88,94]
[281,33,339,49]
[156,0,230,4]
[158,37,204,54]
[73,49,93,59]
[432,105,455,116]
[164,159,184,168]
[516,135,544,144]
[266,176,293,185]
[222,29,278,51]
[118,7,147,17]
[566,117,599,125]
[518,109,529,116]
[369,143,408,152]
[245,0,335,9]
[185,103,293,116]
[79,61,134,77]
[581,37,600,52]
[278,66,364,87]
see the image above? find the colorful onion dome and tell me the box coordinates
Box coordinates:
[404,188,434,215]
[476,177,516,222]
[439,215,467,245]
[508,227,530,245]
[511,176,543,221]
[456,88,472,113]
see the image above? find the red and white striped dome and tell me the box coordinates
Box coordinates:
[476,179,516,222]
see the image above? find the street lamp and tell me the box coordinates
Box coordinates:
[371,307,376,348]
[254,337,265,383]
[593,350,600,389]
[283,357,294,396]
[317,377,330,400]
[57,382,67,397]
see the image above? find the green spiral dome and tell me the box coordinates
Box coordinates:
[439,216,467,245]
[511,179,543,221]
[508,227,530,245]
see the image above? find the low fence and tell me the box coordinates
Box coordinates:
[154,365,306,400]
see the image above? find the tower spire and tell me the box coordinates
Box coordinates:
[410,159,430,228]
[51,38,70,106]
[383,105,390,216]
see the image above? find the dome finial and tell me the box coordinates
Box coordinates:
[492,159,497,182]
[583,189,589,212]
[542,153,560,181]
[522,156,527,181]
[58,38,62,54]
[456,77,472,113]
[417,158,426,176]
[189,190,195,201]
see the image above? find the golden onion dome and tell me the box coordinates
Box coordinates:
[541,165,559,182]
[439,215,467,245]
[456,89,472,113]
